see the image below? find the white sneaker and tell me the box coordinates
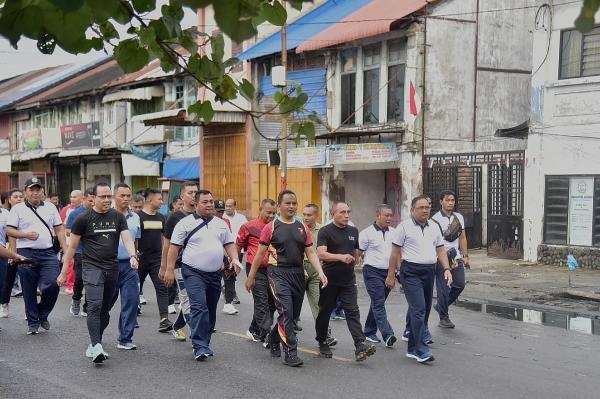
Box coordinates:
[222,303,238,315]
[139,294,147,305]
[85,344,94,358]
[168,304,176,314]
[0,304,9,318]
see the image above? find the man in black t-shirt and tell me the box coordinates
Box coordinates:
[159,182,198,340]
[58,183,138,364]
[315,202,376,362]
[137,188,170,332]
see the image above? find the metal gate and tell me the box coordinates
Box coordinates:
[487,163,524,259]
[424,166,483,248]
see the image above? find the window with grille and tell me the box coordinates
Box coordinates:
[363,44,380,124]
[559,26,600,79]
[387,39,406,122]
[340,49,356,125]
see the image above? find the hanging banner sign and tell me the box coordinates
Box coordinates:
[287,146,327,168]
[329,143,398,164]
[60,122,101,150]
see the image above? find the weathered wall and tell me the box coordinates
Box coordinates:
[425,0,533,155]
[339,169,386,231]
[424,0,477,153]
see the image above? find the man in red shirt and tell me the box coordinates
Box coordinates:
[60,190,83,294]
[236,199,277,343]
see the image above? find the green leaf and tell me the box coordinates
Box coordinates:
[216,75,238,102]
[114,39,150,72]
[86,0,123,24]
[99,21,120,40]
[113,1,134,24]
[260,1,287,26]
[238,78,255,101]
[213,0,260,43]
[179,30,198,54]
[287,0,304,11]
[90,37,105,51]
[210,33,225,62]
[575,0,600,32]
[161,14,182,38]
[291,121,315,145]
[188,100,214,123]
[148,19,170,40]
[132,0,157,13]
[138,25,156,45]
[48,0,85,12]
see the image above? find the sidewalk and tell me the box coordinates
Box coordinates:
[462,249,600,316]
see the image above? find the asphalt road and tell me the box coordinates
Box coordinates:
[1,273,599,399]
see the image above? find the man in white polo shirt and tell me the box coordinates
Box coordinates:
[359,204,398,347]
[386,195,452,363]
[7,177,67,335]
[164,189,241,361]
[431,190,470,329]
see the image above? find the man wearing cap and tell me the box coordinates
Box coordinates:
[6,177,68,334]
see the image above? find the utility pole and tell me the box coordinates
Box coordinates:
[280,0,288,190]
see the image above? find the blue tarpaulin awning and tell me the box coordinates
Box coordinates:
[236,0,371,61]
[163,158,200,179]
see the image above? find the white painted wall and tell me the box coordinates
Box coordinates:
[524,0,600,260]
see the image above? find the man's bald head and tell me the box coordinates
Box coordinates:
[70,190,83,206]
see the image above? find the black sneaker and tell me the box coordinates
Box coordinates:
[318,342,333,358]
[385,335,397,348]
[158,318,173,332]
[270,342,281,358]
[325,335,338,347]
[232,296,240,305]
[325,327,337,346]
[293,322,302,332]
[284,354,304,367]
[438,318,455,329]
[40,320,50,331]
[355,342,376,362]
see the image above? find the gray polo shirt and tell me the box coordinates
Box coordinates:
[7,201,62,249]
[392,217,443,264]
[171,213,234,272]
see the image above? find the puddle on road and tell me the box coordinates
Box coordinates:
[456,301,600,336]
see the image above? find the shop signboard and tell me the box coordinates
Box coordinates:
[60,122,101,149]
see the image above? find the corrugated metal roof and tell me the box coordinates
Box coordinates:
[17,60,124,106]
[236,0,371,61]
[296,0,428,53]
[0,55,113,111]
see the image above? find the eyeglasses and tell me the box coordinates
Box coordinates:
[415,206,431,210]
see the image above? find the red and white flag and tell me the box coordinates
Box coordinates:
[405,80,421,129]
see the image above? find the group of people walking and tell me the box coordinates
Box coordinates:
[0,177,469,367]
